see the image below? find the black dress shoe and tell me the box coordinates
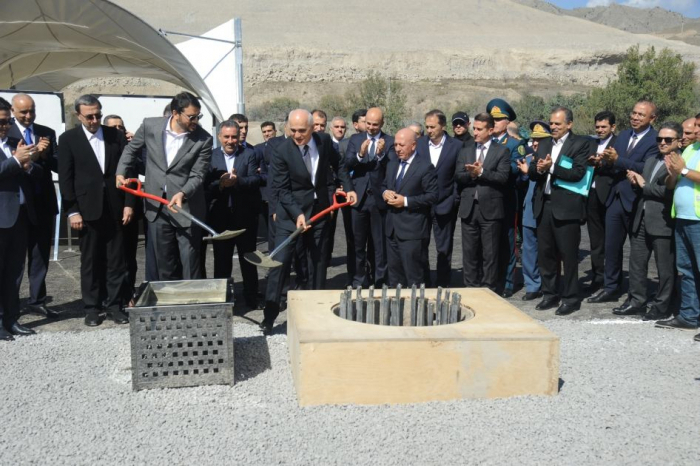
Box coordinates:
[694,333,700,342]
[586,290,621,304]
[0,328,14,341]
[502,289,514,299]
[259,320,273,335]
[10,322,36,336]
[584,281,603,294]
[109,309,129,324]
[522,291,543,301]
[655,317,698,331]
[612,302,646,316]
[643,309,671,321]
[84,311,101,327]
[555,302,581,316]
[26,304,60,318]
[535,296,560,310]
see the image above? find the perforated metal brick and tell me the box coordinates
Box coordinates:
[130,303,234,391]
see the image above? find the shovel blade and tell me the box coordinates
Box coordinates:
[244,251,283,268]
[205,229,246,242]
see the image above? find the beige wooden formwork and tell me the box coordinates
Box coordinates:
[287,288,559,406]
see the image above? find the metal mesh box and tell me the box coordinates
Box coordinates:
[130,279,234,391]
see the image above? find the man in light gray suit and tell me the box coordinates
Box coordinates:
[116,92,212,280]
[614,121,678,320]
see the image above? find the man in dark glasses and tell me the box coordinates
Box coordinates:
[116,92,213,281]
[614,122,680,321]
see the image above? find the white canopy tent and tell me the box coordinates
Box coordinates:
[0,0,240,121]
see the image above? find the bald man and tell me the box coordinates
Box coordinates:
[681,117,697,151]
[262,109,357,334]
[382,129,437,287]
[345,107,396,287]
[9,93,60,318]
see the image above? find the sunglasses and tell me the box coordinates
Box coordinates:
[183,113,203,122]
[0,118,12,126]
[81,113,103,121]
[656,137,678,144]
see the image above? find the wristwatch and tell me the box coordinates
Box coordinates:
[681,167,690,177]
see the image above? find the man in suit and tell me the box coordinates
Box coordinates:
[312,109,328,133]
[346,107,395,287]
[589,100,659,304]
[528,107,591,316]
[487,98,525,298]
[205,120,261,308]
[256,121,276,248]
[261,109,357,333]
[59,95,132,326]
[584,111,617,293]
[417,109,462,287]
[9,93,60,318]
[615,122,678,320]
[455,113,511,291]
[333,115,358,285]
[452,112,473,144]
[117,92,212,281]
[516,121,551,301]
[382,128,438,287]
[0,97,44,340]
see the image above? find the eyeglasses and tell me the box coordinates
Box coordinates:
[0,119,12,126]
[453,121,466,126]
[656,137,678,144]
[80,113,103,121]
[183,113,203,122]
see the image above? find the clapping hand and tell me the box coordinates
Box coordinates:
[626,170,645,188]
[536,154,552,173]
[665,152,685,177]
[516,158,529,175]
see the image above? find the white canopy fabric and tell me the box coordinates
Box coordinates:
[0,0,223,120]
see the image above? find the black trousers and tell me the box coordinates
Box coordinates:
[387,232,426,288]
[586,187,606,285]
[78,206,130,311]
[628,216,675,313]
[264,207,330,324]
[212,217,259,301]
[23,214,53,305]
[426,209,457,287]
[122,217,140,290]
[148,214,202,281]
[352,194,387,287]
[537,200,581,305]
[603,196,630,293]
[0,207,29,329]
[461,203,501,291]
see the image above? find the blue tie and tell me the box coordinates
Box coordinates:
[24,127,32,145]
[395,161,408,190]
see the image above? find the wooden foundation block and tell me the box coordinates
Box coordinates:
[287,288,559,406]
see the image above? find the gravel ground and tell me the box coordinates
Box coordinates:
[1,319,699,465]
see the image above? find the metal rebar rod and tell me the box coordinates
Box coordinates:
[367,286,375,324]
[440,300,449,325]
[390,297,400,326]
[427,301,435,326]
[410,285,417,326]
[380,286,389,325]
[436,287,443,312]
[355,286,363,322]
[339,291,348,319]
[420,283,425,300]
[449,302,459,323]
[416,298,425,326]
[346,286,353,320]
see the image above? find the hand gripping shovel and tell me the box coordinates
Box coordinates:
[118,178,245,242]
[244,191,353,268]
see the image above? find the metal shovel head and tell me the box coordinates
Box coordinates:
[244,250,283,268]
[204,229,246,242]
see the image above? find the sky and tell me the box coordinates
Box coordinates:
[549,0,700,18]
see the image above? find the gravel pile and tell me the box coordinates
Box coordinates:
[1,320,699,465]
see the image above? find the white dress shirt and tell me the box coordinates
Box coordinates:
[428,134,446,167]
[596,134,613,155]
[163,117,189,167]
[299,137,320,199]
[82,125,105,174]
[1,138,26,205]
[394,152,416,207]
[545,132,569,195]
[224,149,237,173]
[357,132,385,161]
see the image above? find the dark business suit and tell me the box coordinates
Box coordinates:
[586,134,616,287]
[455,141,511,290]
[58,125,131,312]
[382,154,438,287]
[602,127,659,293]
[206,145,261,302]
[528,132,591,305]
[255,141,269,242]
[627,155,674,313]
[346,131,395,287]
[337,137,356,283]
[264,132,354,324]
[0,138,42,330]
[9,122,58,307]
[417,134,462,287]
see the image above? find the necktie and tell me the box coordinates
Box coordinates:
[23,127,32,145]
[302,144,312,178]
[368,138,376,160]
[627,134,638,155]
[395,161,408,190]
